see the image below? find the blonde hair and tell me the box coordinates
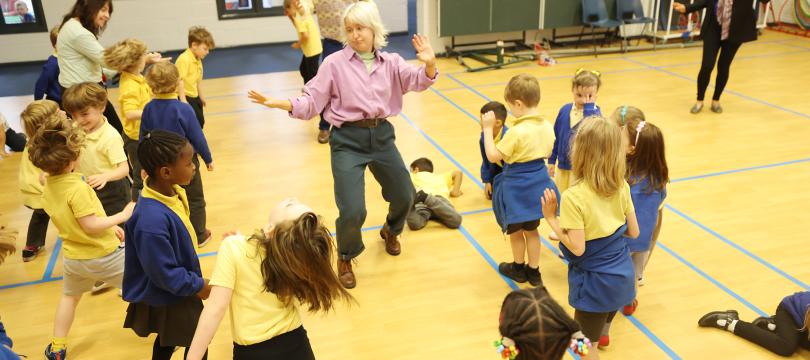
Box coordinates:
[341,1,388,50]
[504,74,541,108]
[571,116,626,197]
[572,69,602,90]
[26,106,85,175]
[104,38,147,72]
[188,26,215,48]
[611,105,645,128]
[62,82,107,113]
[145,62,179,95]
[20,99,60,138]
[0,226,17,265]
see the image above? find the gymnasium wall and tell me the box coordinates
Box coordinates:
[0,0,408,64]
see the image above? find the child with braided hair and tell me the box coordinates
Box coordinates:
[122,130,212,360]
[498,287,589,360]
[24,101,134,360]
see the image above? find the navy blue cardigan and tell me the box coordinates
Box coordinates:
[140,98,213,164]
[123,197,204,306]
[549,103,601,170]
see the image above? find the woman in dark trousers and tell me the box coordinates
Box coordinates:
[673,0,770,114]
[699,291,810,356]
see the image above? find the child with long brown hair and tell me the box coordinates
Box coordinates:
[699,292,810,356]
[611,106,668,317]
[541,116,640,360]
[25,102,133,360]
[187,198,354,360]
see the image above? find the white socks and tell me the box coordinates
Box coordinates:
[716,319,738,332]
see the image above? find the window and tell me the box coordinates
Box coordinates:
[216,0,286,20]
[0,0,48,34]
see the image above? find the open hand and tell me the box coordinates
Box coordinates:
[146,52,171,64]
[412,34,436,66]
[248,90,269,106]
[541,188,559,220]
[86,174,109,190]
[206,162,214,172]
[450,189,463,197]
[672,2,686,13]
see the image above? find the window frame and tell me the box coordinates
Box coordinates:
[216,0,286,20]
[0,0,48,35]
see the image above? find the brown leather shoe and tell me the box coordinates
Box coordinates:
[337,259,356,289]
[317,129,330,144]
[380,224,401,256]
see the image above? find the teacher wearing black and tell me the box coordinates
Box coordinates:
[673,0,769,114]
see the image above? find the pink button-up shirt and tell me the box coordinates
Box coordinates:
[289,46,438,127]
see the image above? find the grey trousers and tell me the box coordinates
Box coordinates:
[330,121,414,260]
[407,194,462,230]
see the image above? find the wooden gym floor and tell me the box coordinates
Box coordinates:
[1,30,809,359]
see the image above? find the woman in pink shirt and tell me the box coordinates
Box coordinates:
[248,1,437,289]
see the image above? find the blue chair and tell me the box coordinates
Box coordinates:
[617,0,657,49]
[578,0,623,55]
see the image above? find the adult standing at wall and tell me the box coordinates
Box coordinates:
[56,0,163,133]
[248,1,438,289]
[311,0,357,143]
[673,0,770,114]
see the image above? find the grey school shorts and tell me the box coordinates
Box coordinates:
[63,246,125,296]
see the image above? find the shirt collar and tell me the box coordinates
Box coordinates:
[121,71,146,83]
[512,113,544,125]
[155,93,179,100]
[340,46,384,62]
[84,116,109,140]
[142,179,184,208]
[183,48,202,65]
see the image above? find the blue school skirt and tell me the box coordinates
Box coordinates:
[623,178,666,253]
[492,159,559,233]
[560,224,636,312]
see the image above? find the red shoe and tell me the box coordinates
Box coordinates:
[598,335,609,349]
[622,298,639,316]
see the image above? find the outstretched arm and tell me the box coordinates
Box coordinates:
[187,285,233,360]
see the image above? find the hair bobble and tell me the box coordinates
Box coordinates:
[494,337,519,359]
[634,121,647,146]
[145,132,152,139]
[620,105,628,126]
[575,68,601,78]
[569,331,592,356]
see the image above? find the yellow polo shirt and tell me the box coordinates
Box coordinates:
[119,71,153,140]
[560,181,635,241]
[175,48,202,98]
[293,11,323,57]
[78,117,127,176]
[140,180,198,247]
[19,147,44,209]
[496,114,555,164]
[210,234,302,345]
[42,173,120,259]
[411,171,453,199]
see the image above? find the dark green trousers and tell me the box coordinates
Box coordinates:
[330,121,414,260]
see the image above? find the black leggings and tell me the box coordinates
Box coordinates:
[575,310,618,341]
[152,336,207,360]
[697,34,742,101]
[299,54,328,131]
[233,326,315,360]
[732,304,810,356]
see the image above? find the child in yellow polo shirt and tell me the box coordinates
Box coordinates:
[176,26,215,129]
[104,38,154,201]
[186,198,354,359]
[284,0,327,144]
[24,100,135,360]
[62,83,131,219]
[17,102,52,262]
[407,157,463,231]
[481,74,559,287]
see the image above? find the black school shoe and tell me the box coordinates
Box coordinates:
[498,262,527,283]
[752,316,776,331]
[698,310,739,330]
[526,266,542,286]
